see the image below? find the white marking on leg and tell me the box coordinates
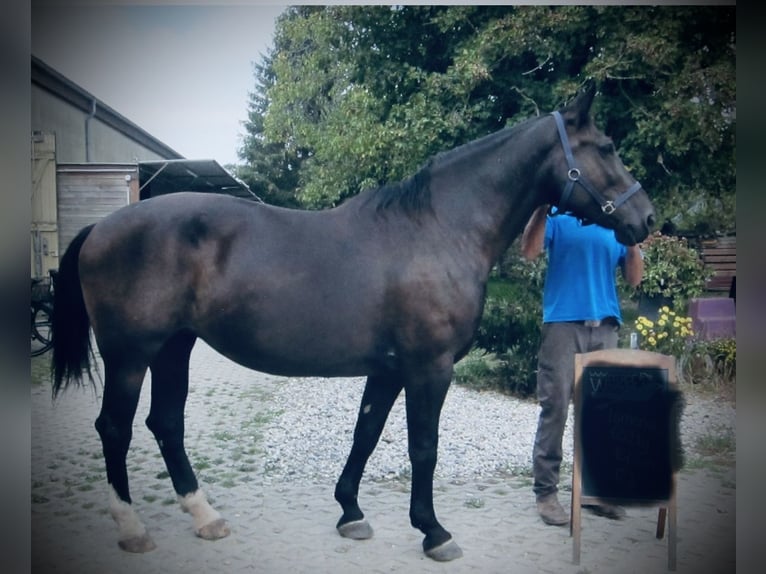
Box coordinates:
[179,489,222,532]
[109,485,148,541]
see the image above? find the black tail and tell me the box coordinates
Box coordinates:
[51,224,97,398]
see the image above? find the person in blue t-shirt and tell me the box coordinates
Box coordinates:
[521,205,644,526]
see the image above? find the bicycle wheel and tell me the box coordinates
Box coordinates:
[31,303,53,357]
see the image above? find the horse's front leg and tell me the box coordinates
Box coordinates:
[404,360,463,562]
[335,374,403,540]
[146,332,230,542]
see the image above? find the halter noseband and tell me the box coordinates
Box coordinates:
[550,110,642,220]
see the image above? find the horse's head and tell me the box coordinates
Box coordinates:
[547,82,655,245]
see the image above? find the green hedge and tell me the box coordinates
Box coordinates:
[455,246,544,397]
[456,244,644,398]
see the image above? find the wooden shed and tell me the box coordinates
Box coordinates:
[31,56,256,279]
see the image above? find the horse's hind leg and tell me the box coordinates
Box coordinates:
[335,374,403,540]
[145,331,230,541]
[95,358,155,552]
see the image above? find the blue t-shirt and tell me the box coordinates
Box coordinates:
[542,214,627,324]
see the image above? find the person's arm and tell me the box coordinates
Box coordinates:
[622,245,644,288]
[521,205,549,261]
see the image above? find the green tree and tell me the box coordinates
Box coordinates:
[243,5,734,235]
[236,52,302,207]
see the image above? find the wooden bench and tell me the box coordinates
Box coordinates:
[701,236,735,293]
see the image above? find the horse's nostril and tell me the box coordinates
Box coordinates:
[647,213,656,229]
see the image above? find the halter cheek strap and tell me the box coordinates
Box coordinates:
[551,110,642,218]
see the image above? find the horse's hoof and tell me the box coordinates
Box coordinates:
[118,533,157,553]
[424,537,463,562]
[337,519,374,540]
[196,518,231,540]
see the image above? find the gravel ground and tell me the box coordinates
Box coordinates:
[31,343,737,574]
[201,357,735,486]
[32,342,736,489]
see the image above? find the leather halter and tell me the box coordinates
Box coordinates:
[550,110,642,220]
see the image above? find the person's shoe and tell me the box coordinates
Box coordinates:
[584,503,626,520]
[536,493,570,526]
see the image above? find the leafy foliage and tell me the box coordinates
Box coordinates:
[683,336,736,381]
[237,6,735,397]
[236,53,303,207]
[241,5,735,234]
[469,243,546,396]
[632,232,712,307]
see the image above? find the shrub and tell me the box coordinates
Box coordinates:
[461,244,544,397]
[631,232,712,307]
[681,337,736,389]
[453,348,504,391]
[708,337,736,374]
[496,345,540,397]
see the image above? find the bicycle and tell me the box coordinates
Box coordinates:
[31,270,56,357]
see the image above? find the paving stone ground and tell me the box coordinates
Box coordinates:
[31,343,735,574]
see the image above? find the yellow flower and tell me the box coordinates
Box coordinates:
[648,337,657,346]
[660,306,670,313]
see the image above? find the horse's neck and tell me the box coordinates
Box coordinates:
[429,118,554,269]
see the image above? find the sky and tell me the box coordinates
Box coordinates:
[32,2,286,166]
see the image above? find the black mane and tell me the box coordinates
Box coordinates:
[368,162,433,216]
[365,119,534,218]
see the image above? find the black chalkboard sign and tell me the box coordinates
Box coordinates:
[573,349,683,505]
[572,349,682,569]
[579,365,673,502]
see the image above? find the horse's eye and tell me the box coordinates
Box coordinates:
[599,142,615,156]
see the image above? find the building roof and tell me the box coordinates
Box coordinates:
[32,56,257,201]
[139,159,259,200]
[32,55,185,161]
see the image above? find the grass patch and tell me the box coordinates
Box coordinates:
[696,431,735,457]
[486,277,516,300]
[464,497,485,509]
[684,428,736,471]
[694,430,735,465]
[212,430,235,442]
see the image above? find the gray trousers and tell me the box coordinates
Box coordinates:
[532,321,619,499]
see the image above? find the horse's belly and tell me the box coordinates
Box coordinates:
[199,311,384,379]
[207,339,378,379]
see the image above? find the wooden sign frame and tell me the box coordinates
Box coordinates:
[571,349,678,570]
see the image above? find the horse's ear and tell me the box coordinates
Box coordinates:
[562,80,596,127]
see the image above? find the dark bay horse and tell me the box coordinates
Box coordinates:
[51,84,654,561]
